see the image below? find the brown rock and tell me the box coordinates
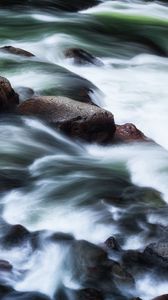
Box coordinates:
[114,123,148,143]
[17,96,116,143]
[0,46,34,57]
[0,76,19,112]
[65,48,103,66]
[152,296,168,300]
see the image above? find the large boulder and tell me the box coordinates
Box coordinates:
[65,48,103,66]
[64,240,108,285]
[17,96,116,143]
[0,46,34,57]
[0,76,19,112]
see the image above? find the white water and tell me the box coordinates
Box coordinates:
[0,1,168,299]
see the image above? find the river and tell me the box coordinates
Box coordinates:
[0,1,168,299]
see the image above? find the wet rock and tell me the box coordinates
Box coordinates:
[64,239,108,284]
[55,287,104,300]
[152,296,168,300]
[65,48,103,66]
[17,96,116,144]
[144,240,168,269]
[0,0,100,12]
[49,232,74,243]
[14,86,35,102]
[104,236,121,252]
[0,260,13,272]
[122,250,152,274]
[114,123,148,143]
[64,239,133,297]
[108,260,135,289]
[0,284,14,298]
[0,46,34,57]
[76,288,104,300]
[0,76,19,113]
[1,224,30,247]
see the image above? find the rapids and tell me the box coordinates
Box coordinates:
[0,1,168,299]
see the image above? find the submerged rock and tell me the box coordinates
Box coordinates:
[65,48,103,66]
[14,86,35,102]
[0,46,34,57]
[0,76,19,113]
[17,96,116,144]
[114,123,148,143]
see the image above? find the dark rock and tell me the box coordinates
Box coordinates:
[64,239,134,297]
[0,76,19,113]
[0,260,13,272]
[65,48,103,66]
[64,240,108,285]
[0,284,14,298]
[68,86,96,105]
[49,232,74,243]
[152,296,168,300]
[114,123,148,143]
[104,236,121,252]
[122,250,152,274]
[76,288,104,300]
[14,86,35,102]
[144,241,168,269]
[107,260,135,288]
[55,287,104,300]
[0,46,34,57]
[1,224,30,247]
[17,96,116,144]
[0,0,100,12]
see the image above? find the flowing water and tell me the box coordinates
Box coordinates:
[0,1,168,299]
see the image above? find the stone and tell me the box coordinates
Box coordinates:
[65,48,103,66]
[114,123,148,143]
[0,76,19,112]
[144,241,168,269]
[152,296,168,300]
[17,96,116,144]
[104,236,121,252]
[0,46,34,57]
